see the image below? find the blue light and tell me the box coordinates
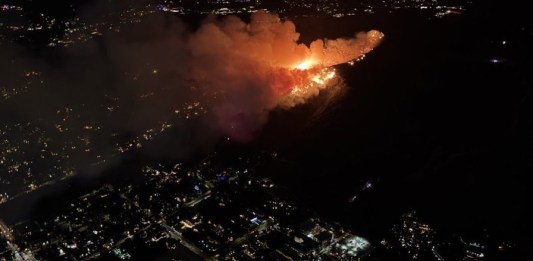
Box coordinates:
[250,217,260,225]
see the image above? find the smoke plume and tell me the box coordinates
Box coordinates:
[187,11,383,140]
[0,9,383,203]
[0,11,383,183]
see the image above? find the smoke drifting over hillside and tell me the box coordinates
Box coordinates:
[187,11,383,140]
[0,11,383,167]
[0,6,385,205]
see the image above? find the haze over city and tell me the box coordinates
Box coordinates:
[1,0,532,261]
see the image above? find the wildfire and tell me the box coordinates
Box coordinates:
[287,65,338,100]
[294,59,318,70]
[186,11,384,140]
[311,69,336,85]
[289,56,338,97]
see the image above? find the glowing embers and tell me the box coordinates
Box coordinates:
[289,67,338,97]
[311,69,336,85]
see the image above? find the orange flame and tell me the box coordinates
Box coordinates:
[294,59,318,70]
